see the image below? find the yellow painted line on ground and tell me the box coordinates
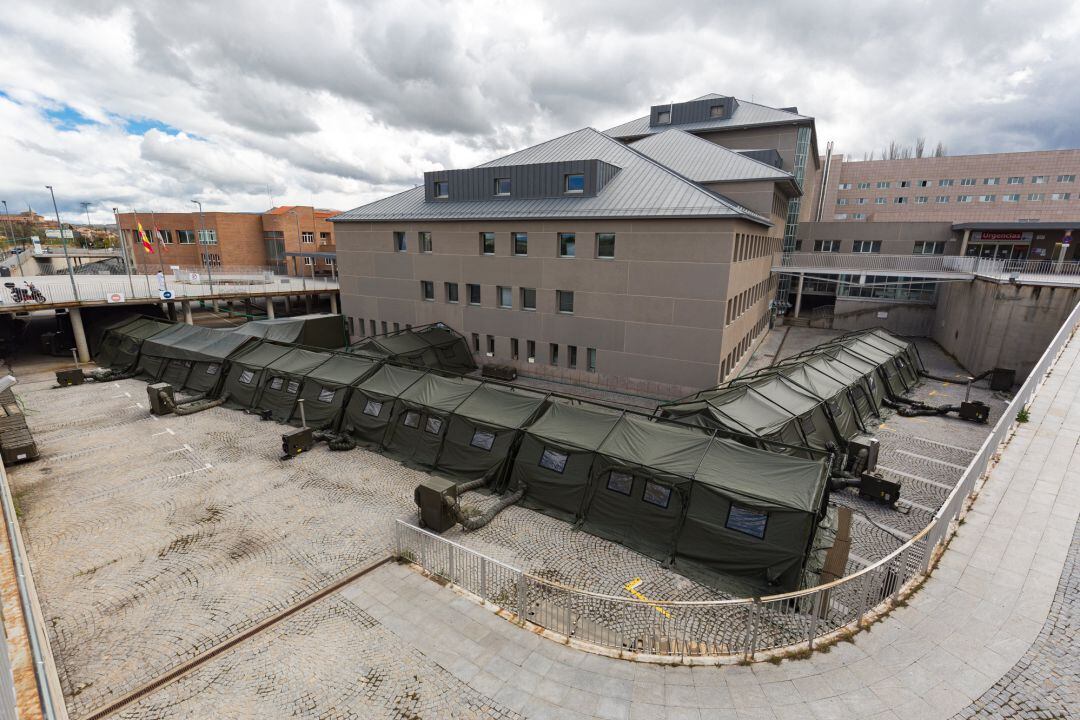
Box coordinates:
[624,578,671,618]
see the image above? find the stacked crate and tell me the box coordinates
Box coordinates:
[0,389,37,465]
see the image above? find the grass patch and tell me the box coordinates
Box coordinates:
[1017,406,1030,423]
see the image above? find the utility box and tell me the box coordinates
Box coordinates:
[0,428,37,465]
[846,434,880,473]
[414,476,459,533]
[55,369,85,387]
[859,471,901,507]
[959,401,990,424]
[282,427,313,457]
[990,368,1015,391]
[147,382,174,415]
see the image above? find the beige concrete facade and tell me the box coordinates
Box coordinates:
[336,218,781,397]
[811,150,1080,224]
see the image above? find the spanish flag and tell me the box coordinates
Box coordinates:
[137,220,154,254]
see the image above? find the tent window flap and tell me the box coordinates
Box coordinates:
[470,430,495,451]
[363,400,384,417]
[642,480,672,509]
[538,448,568,474]
[726,505,768,539]
[606,471,633,496]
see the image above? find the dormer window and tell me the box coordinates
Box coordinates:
[656,110,671,124]
[709,104,724,118]
[564,174,585,194]
[494,178,511,196]
[433,180,449,198]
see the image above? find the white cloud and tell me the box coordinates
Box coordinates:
[0,0,1078,224]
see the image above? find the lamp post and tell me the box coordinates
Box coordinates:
[46,185,78,300]
[113,207,135,295]
[1,200,21,277]
[191,199,214,294]
[80,201,92,248]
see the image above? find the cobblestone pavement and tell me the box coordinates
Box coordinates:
[953,514,1080,719]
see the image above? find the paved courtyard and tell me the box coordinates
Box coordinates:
[3,326,1043,719]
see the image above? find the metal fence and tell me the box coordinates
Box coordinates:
[777,252,1080,280]
[396,297,1080,660]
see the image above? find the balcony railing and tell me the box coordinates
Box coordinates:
[777,253,1080,280]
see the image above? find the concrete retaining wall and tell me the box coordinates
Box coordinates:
[832,299,935,335]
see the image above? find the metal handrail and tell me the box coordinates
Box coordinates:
[397,296,1080,658]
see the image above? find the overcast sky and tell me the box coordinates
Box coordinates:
[2,0,1078,223]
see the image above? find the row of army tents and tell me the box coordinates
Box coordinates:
[657,328,925,457]
[91,314,848,594]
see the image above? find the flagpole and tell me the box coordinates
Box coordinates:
[113,207,135,296]
[149,209,168,292]
[133,209,152,297]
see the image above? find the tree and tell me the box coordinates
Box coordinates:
[933,141,947,157]
[915,137,926,159]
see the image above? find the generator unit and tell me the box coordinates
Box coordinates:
[146,382,174,415]
[281,427,314,457]
[414,476,459,533]
[846,434,880,474]
[990,368,1015,392]
[55,369,85,387]
[859,471,901,507]
[959,400,990,424]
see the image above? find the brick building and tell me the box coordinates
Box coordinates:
[116,206,339,276]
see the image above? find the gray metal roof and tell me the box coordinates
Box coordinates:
[331,127,770,224]
[629,129,797,188]
[603,93,813,140]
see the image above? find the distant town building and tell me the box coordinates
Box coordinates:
[116,206,339,277]
[333,94,816,396]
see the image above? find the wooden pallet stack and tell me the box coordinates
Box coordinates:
[0,389,37,466]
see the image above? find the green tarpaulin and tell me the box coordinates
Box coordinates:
[252,347,336,422]
[341,364,429,448]
[94,316,174,372]
[135,324,256,392]
[220,341,294,409]
[348,323,477,374]
[235,314,346,349]
[384,374,483,466]
[289,353,381,430]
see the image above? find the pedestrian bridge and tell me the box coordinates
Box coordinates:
[773,253,1080,285]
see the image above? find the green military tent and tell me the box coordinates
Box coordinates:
[252,347,336,422]
[134,324,254,390]
[347,323,477,374]
[755,360,868,441]
[793,344,888,413]
[219,341,294,409]
[507,402,626,522]
[836,336,911,397]
[94,316,173,372]
[235,313,347,349]
[839,329,923,388]
[287,353,381,430]
[776,354,880,424]
[341,364,429,448]
[382,373,482,466]
[434,383,548,483]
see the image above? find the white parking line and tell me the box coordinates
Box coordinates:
[878,464,953,491]
[895,448,968,470]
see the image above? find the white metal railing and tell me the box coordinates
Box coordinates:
[397,298,1080,660]
[0,272,339,308]
[973,258,1080,279]
[778,253,985,274]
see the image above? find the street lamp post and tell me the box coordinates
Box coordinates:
[46,185,79,301]
[191,200,214,294]
[113,207,135,295]
[80,201,92,248]
[1,200,22,277]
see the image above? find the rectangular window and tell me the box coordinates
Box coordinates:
[286,380,300,394]
[1052,193,1072,200]
[158,229,172,244]
[898,180,910,188]
[324,257,334,266]
[979,195,995,202]
[851,213,866,219]
[894,196,908,204]
[857,181,871,189]
[521,287,536,310]
[1003,194,1020,202]
[1033,175,1048,184]
[433,180,449,198]
[853,240,881,253]
[833,214,848,220]
[303,257,314,266]
[596,233,615,259]
[856,198,867,205]
[1028,193,1044,201]
[958,195,973,203]
[538,448,568,473]
[239,369,255,385]
[394,231,406,252]
[393,323,400,332]
[381,321,388,334]
[494,178,511,196]
[1058,175,1076,182]
[814,240,840,252]
[587,347,596,372]
[558,232,576,257]
[270,376,283,391]
[915,196,928,204]
[198,229,217,245]
[960,178,976,186]
[549,343,559,366]
[419,231,432,252]
[1008,176,1024,184]
[511,338,519,360]
[913,242,945,254]
[983,177,999,185]
[708,104,724,118]
[642,480,672,509]
[935,195,950,203]
[939,179,954,187]
[470,429,495,451]
[471,333,479,352]
[318,387,337,404]
[512,232,528,256]
[876,181,890,189]
[403,410,421,428]
[497,286,512,308]
[916,180,929,187]
[607,471,633,496]
[176,229,196,244]
[363,400,383,417]
[656,110,671,124]
[838,182,852,190]
[320,231,330,242]
[445,282,459,303]
[205,363,219,376]
[421,280,434,301]
[424,416,443,435]
[467,284,481,305]
[556,290,574,313]
[564,174,585,193]
[725,505,768,539]
[480,232,495,255]
[875,197,886,205]
[836,198,848,206]
[568,345,577,369]
[369,319,376,335]
[301,231,314,244]
[527,340,535,362]
[486,334,495,355]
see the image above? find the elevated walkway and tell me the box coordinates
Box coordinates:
[774,253,1080,286]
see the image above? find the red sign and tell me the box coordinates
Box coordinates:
[974,231,1024,241]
